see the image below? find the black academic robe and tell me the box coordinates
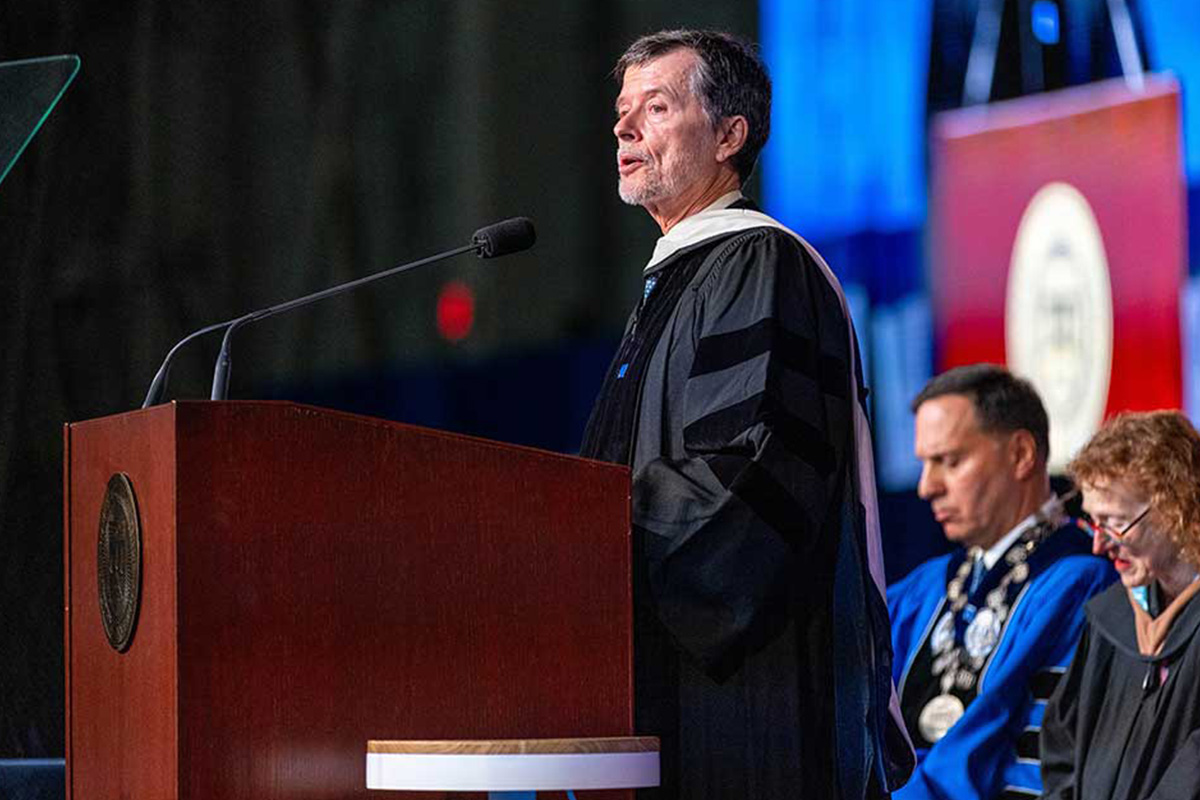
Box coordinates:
[582,207,911,800]
[1040,581,1200,800]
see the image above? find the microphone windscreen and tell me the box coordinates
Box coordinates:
[472,217,536,259]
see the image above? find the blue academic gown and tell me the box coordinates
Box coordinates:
[888,524,1115,800]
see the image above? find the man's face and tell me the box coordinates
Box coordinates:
[1083,481,1179,589]
[613,48,721,210]
[914,394,1025,550]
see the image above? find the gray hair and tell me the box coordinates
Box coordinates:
[615,29,772,183]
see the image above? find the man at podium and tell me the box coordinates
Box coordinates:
[581,29,914,800]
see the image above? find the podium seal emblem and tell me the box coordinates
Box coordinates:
[97,472,142,652]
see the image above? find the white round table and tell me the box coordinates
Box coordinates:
[366,736,660,799]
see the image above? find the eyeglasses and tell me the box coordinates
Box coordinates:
[1082,505,1153,543]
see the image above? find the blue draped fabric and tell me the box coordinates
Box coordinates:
[0,759,64,800]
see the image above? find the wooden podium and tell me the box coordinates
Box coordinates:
[63,401,633,799]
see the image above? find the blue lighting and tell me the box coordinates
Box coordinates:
[1141,0,1200,182]
[759,0,930,239]
[1032,1,1061,45]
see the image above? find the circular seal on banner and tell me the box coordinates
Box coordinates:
[931,610,956,655]
[1007,182,1113,473]
[918,694,965,743]
[965,606,1001,661]
[97,472,142,652]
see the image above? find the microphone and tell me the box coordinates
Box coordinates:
[140,217,537,408]
[473,217,535,258]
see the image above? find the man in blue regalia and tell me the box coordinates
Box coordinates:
[889,364,1115,799]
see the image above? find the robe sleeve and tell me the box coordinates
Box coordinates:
[1037,619,1090,800]
[895,559,1111,800]
[630,228,854,676]
[1145,727,1200,800]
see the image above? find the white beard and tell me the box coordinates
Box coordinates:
[617,146,706,208]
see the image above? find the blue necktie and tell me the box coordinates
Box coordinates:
[967,557,986,595]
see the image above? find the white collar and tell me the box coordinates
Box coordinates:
[980,523,1027,571]
[644,190,747,273]
[979,493,1058,569]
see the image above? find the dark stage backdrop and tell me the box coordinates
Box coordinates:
[0,1,762,757]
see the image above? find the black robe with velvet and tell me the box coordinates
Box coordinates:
[1040,581,1200,800]
[581,202,911,799]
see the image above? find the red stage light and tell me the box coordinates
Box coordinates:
[436,280,475,342]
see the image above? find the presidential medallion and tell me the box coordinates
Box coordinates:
[97,472,142,652]
[965,606,1001,661]
[919,510,1065,732]
[918,693,965,743]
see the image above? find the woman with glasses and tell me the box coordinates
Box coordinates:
[1041,410,1200,800]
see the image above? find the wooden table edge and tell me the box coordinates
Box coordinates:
[367,737,660,755]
